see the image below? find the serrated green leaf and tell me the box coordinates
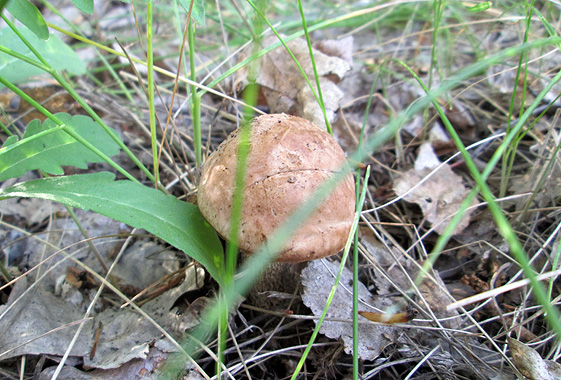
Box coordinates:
[0,172,225,284]
[178,0,205,26]
[1,134,18,148]
[0,26,86,88]
[71,0,93,15]
[0,113,122,181]
[5,0,49,40]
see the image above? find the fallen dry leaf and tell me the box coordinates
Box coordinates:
[84,265,205,369]
[393,142,476,235]
[0,197,66,225]
[0,276,92,361]
[236,35,352,128]
[301,259,398,361]
[508,337,561,380]
[38,346,205,380]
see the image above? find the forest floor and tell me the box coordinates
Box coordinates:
[1,1,561,379]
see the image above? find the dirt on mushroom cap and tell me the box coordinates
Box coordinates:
[197,113,356,262]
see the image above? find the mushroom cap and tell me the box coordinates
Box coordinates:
[197,113,356,262]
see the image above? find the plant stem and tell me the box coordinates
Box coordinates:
[146,1,160,187]
[297,0,331,134]
[189,22,202,167]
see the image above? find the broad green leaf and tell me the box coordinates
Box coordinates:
[0,172,225,284]
[0,113,122,181]
[0,26,86,87]
[71,0,93,15]
[178,0,205,26]
[5,0,49,40]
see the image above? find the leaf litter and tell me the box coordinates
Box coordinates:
[301,259,398,361]
[393,142,477,235]
[0,209,206,376]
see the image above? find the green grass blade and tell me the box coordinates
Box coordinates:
[178,0,205,26]
[290,166,370,380]
[397,59,561,339]
[297,0,331,134]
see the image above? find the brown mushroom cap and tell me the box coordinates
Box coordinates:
[197,113,356,262]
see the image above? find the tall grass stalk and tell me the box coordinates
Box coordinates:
[216,1,264,374]
[146,1,160,187]
[244,0,334,126]
[189,21,202,167]
[352,77,379,380]
[297,0,332,134]
[158,3,191,169]
[499,0,535,198]
[38,0,137,108]
[429,0,445,89]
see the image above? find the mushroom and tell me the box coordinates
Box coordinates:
[197,113,356,262]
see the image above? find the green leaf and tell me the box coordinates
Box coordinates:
[178,0,205,26]
[0,172,225,284]
[5,0,49,40]
[0,26,86,87]
[0,113,122,181]
[1,134,18,147]
[71,0,93,15]
[466,1,491,12]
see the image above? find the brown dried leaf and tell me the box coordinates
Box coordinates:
[236,35,352,128]
[393,143,476,235]
[39,346,204,380]
[508,337,559,380]
[301,260,397,361]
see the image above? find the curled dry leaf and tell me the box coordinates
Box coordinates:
[393,142,476,235]
[236,36,353,128]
